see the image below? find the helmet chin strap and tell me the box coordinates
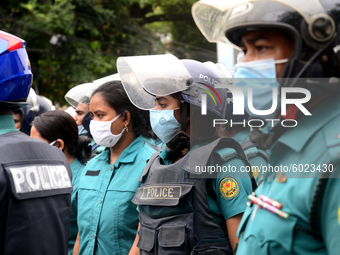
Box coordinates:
[282,36,336,87]
[166,101,190,158]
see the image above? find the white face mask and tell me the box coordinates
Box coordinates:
[89,114,126,147]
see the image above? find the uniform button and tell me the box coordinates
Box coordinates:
[267,177,273,183]
[258,231,264,242]
[111,166,113,171]
[94,234,96,239]
[100,199,102,204]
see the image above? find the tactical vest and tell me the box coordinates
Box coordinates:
[0,131,72,255]
[132,138,256,255]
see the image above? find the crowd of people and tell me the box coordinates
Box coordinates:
[1,0,339,254]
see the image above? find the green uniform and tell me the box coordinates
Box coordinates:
[68,158,85,255]
[236,95,340,255]
[233,128,269,183]
[0,115,17,135]
[77,135,157,255]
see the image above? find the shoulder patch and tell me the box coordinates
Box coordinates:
[338,205,340,226]
[219,177,240,199]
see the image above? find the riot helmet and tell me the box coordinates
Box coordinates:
[192,0,340,149]
[0,30,33,109]
[117,54,229,116]
[65,83,97,108]
[65,74,121,108]
[117,54,235,154]
[192,0,340,81]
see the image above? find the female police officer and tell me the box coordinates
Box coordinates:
[192,0,340,254]
[72,80,159,255]
[118,54,255,254]
[30,110,92,255]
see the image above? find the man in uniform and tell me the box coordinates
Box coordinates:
[192,0,340,254]
[0,30,72,254]
[65,83,94,136]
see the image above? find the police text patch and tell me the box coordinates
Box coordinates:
[7,164,72,199]
[140,186,181,199]
[132,183,194,206]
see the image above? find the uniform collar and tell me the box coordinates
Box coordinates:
[158,147,173,164]
[0,115,18,135]
[275,95,340,152]
[98,135,145,164]
[70,157,83,168]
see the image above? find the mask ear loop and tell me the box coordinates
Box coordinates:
[237,51,245,63]
[49,140,57,146]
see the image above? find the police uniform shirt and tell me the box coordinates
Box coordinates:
[77,135,158,255]
[0,114,17,135]
[236,94,340,255]
[233,127,269,183]
[68,157,85,255]
[158,144,253,226]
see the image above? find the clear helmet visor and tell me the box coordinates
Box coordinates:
[25,88,39,112]
[93,73,120,87]
[64,83,97,108]
[192,0,329,48]
[117,54,192,110]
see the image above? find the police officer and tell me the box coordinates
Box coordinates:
[0,30,72,255]
[73,80,159,255]
[65,82,94,136]
[30,110,92,255]
[192,0,340,254]
[12,88,51,135]
[118,54,255,254]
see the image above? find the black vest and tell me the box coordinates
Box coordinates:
[0,131,72,255]
[132,138,256,255]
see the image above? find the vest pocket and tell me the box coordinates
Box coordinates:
[191,240,231,255]
[158,225,187,253]
[137,224,188,254]
[137,225,155,252]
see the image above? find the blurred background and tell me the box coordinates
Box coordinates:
[1,0,223,107]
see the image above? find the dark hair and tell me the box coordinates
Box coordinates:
[92,80,154,138]
[32,110,92,164]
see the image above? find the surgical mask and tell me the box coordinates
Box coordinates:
[150,109,181,144]
[89,114,126,148]
[78,125,88,136]
[233,58,288,119]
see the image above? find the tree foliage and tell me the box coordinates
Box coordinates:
[0,0,216,105]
